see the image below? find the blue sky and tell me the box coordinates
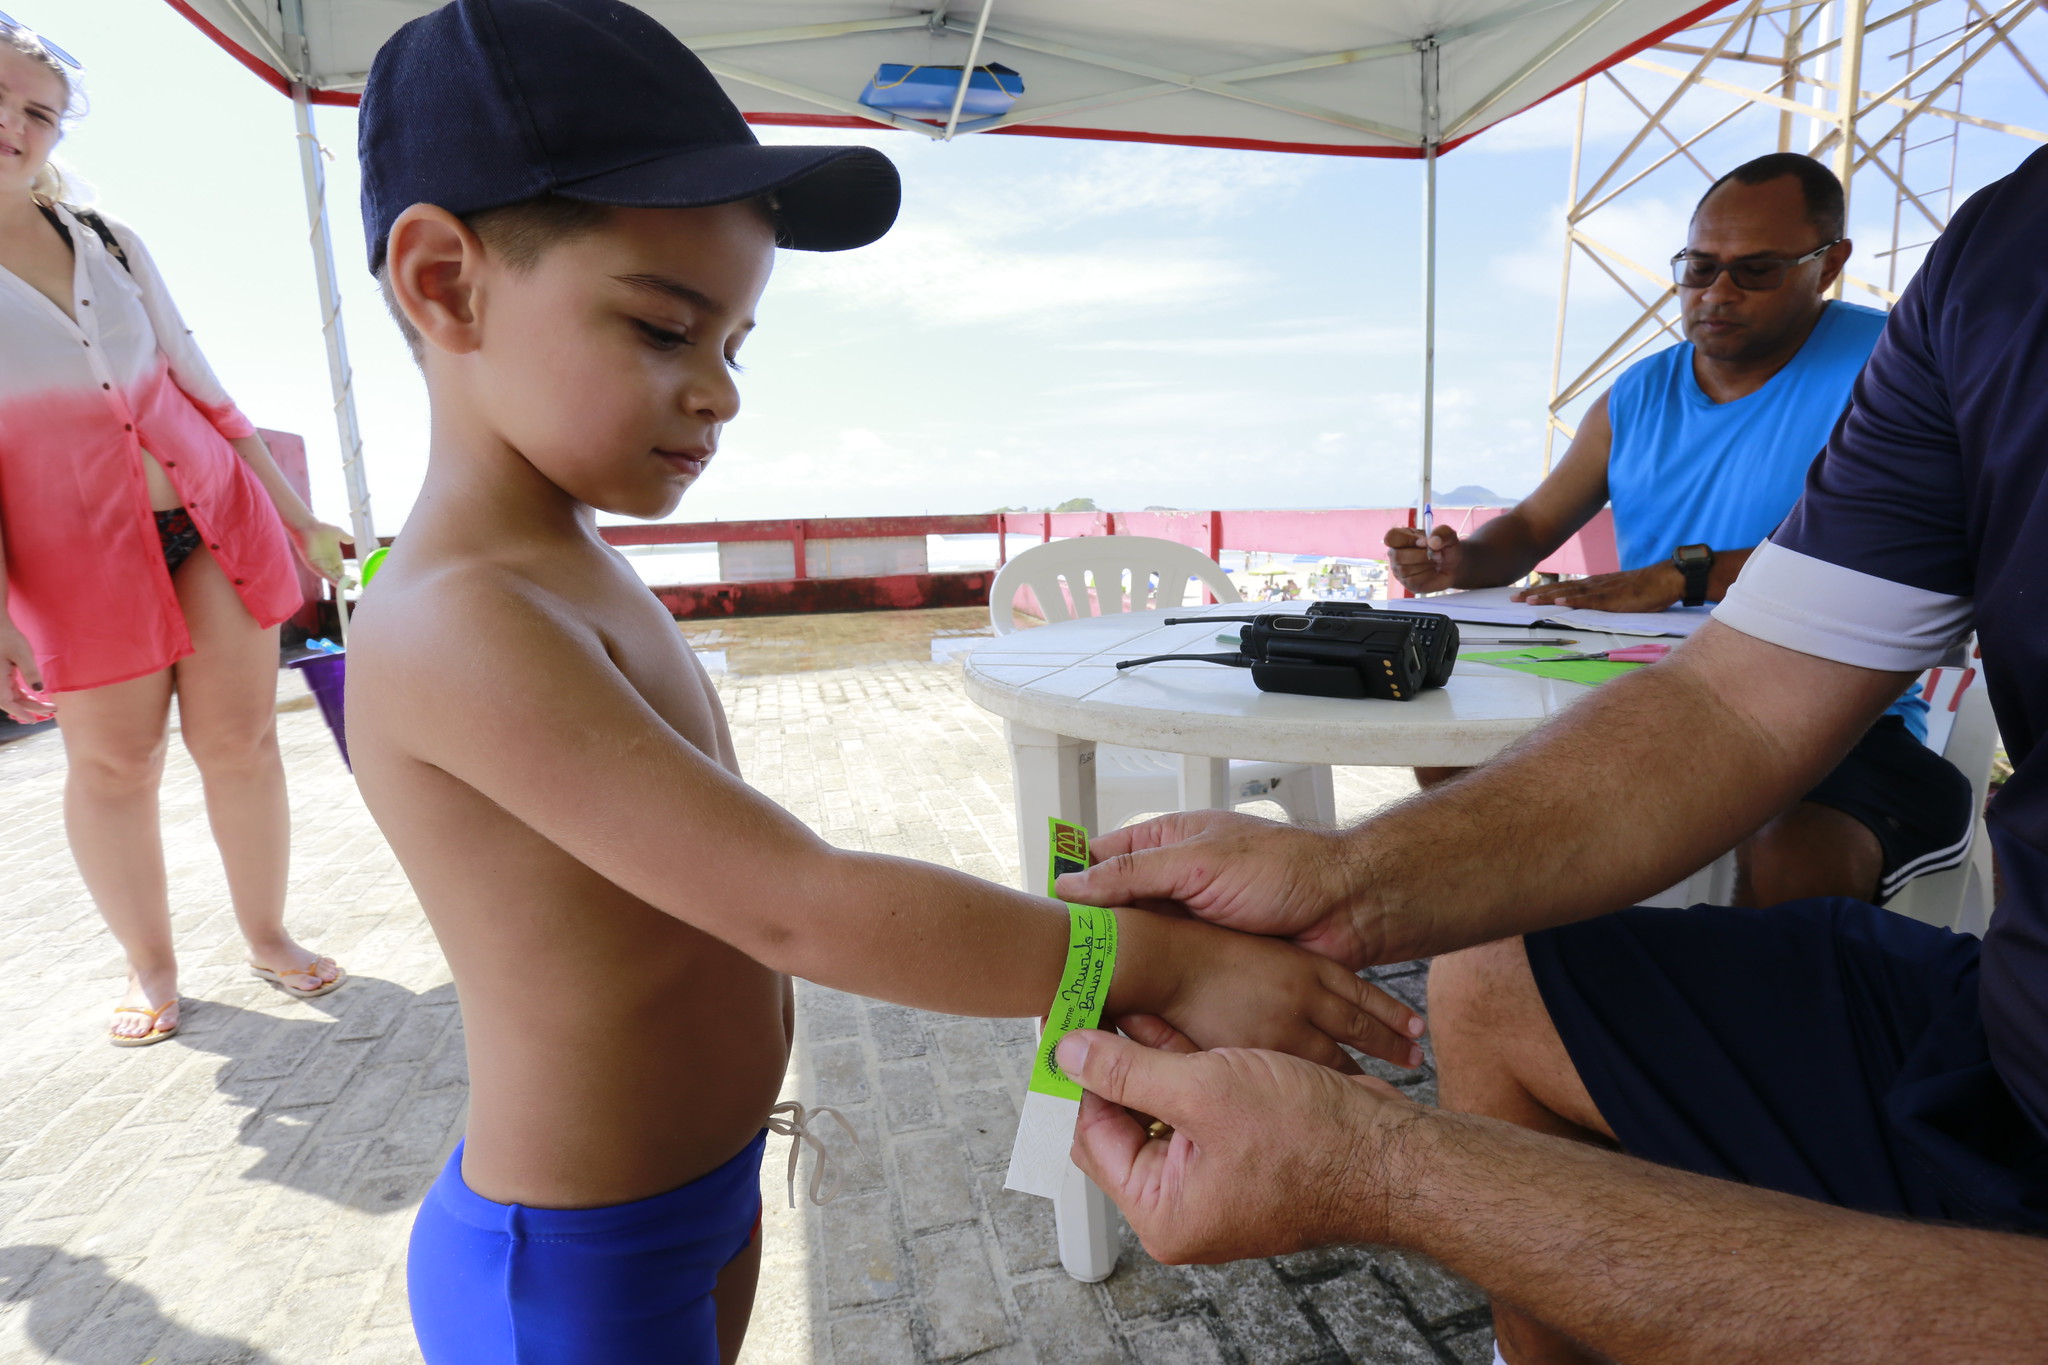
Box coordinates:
[47,1,2048,536]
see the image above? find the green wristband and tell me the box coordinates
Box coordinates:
[1028,903,1119,1101]
[1028,819,1119,1102]
[1005,818,1121,1199]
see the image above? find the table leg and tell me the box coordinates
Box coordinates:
[1178,755,1231,812]
[1005,721,1098,890]
[1056,1159,1120,1283]
[1003,722,1119,1282]
[1306,764,1338,826]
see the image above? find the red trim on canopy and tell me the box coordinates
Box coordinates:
[160,0,358,105]
[163,0,1738,150]
[744,0,1738,159]
[1470,0,1738,150]
[740,111,1423,157]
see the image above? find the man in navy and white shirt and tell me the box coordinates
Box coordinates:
[1034,146,2048,1364]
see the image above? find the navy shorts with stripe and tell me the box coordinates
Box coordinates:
[1800,715,1974,903]
[1526,898,2048,1232]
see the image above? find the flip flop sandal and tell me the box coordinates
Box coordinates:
[250,957,348,1000]
[109,1000,180,1048]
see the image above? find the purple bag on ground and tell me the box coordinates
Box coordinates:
[288,651,349,770]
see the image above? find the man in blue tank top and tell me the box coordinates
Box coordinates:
[1385,154,1971,910]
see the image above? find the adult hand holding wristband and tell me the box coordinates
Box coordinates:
[1006,820,1121,1198]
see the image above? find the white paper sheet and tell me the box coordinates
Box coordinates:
[1005,1089,1082,1199]
[1397,588,1715,639]
[1545,604,1714,638]
[1392,586,1553,627]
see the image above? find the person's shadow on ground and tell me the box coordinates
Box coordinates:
[0,1243,278,1364]
[169,975,465,1213]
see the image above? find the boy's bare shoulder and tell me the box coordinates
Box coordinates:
[374,555,582,631]
[352,556,608,729]
[359,556,593,666]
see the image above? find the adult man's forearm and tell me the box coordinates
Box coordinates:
[1450,515,1547,589]
[1337,623,1908,959]
[1375,1106,2048,1364]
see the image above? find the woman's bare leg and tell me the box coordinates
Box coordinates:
[56,670,180,1037]
[170,547,333,989]
[712,1225,762,1364]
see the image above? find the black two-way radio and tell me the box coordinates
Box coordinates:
[1115,609,1457,701]
[1303,600,1461,689]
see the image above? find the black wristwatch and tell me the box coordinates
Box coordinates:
[1673,543,1715,607]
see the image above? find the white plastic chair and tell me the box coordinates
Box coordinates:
[988,537,1338,829]
[1886,662,1998,936]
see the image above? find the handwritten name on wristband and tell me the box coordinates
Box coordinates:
[1006,819,1121,1200]
[1029,819,1118,1100]
[1028,902,1118,1102]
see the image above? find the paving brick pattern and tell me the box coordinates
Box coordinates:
[0,606,1488,1364]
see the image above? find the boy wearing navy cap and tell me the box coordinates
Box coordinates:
[343,3,1428,1360]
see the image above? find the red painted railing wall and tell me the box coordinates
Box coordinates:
[331,498,1618,619]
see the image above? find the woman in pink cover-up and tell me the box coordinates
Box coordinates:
[0,27,348,1045]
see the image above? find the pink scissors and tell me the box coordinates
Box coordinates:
[1547,643,1671,663]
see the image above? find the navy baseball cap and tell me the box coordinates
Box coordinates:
[359,0,900,272]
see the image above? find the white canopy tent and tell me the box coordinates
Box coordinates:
[168,0,1732,551]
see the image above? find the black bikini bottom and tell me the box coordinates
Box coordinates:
[156,507,203,575]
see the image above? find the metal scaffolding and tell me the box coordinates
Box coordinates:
[1541,0,2048,473]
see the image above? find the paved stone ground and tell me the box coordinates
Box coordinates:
[0,606,1489,1364]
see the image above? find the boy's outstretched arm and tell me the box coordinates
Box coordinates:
[364,570,1424,1069]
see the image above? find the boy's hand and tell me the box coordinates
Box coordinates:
[1110,909,1425,1075]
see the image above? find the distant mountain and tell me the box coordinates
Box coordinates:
[1435,484,1516,507]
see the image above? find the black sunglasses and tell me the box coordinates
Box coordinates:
[1670,240,1840,292]
[0,10,82,71]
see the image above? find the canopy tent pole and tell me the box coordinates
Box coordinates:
[942,0,998,140]
[281,0,377,599]
[1418,39,1441,533]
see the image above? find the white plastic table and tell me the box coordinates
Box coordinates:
[962,602,1732,1281]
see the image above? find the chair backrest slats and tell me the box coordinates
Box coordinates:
[989,537,1242,636]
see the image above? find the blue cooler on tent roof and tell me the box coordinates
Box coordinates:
[860,63,1023,118]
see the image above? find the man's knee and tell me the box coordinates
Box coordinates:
[1738,801,1882,906]
[1430,938,1549,1086]
[1430,936,1614,1142]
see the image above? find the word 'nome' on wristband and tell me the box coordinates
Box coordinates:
[1005,818,1120,1200]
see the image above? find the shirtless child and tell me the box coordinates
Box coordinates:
[345,3,1427,1361]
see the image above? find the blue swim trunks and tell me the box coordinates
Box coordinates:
[408,1130,765,1363]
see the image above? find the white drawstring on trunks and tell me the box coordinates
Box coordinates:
[766,1101,862,1209]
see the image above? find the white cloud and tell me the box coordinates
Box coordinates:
[1491,193,1692,300]
[773,219,1259,325]
[760,128,1316,327]
[1461,80,1666,155]
[1073,319,1415,357]
[1013,145,1317,228]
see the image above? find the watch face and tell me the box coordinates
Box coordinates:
[1677,544,1711,566]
